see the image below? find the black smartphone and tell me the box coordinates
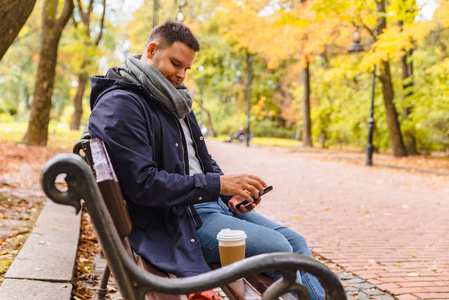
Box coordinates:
[236,185,273,209]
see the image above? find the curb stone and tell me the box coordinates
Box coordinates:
[0,200,81,300]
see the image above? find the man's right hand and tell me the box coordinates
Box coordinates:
[219,174,267,203]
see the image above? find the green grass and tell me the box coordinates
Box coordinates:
[212,135,303,148]
[0,121,84,150]
[251,136,302,148]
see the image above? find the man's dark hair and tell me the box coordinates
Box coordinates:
[145,20,200,52]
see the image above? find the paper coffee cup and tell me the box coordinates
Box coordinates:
[217,229,247,266]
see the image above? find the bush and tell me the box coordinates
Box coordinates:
[251,120,296,139]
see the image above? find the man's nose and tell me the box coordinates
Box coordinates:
[177,69,186,80]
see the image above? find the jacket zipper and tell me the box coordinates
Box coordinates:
[180,120,201,227]
[174,117,199,227]
[187,206,198,227]
[174,119,187,176]
[160,104,187,175]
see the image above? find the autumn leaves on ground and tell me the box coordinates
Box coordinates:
[0,141,101,299]
[1,140,449,299]
[0,142,59,283]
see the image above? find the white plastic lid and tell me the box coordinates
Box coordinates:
[216,228,247,241]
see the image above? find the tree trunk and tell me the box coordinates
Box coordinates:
[153,0,159,28]
[399,12,417,155]
[245,53,253,146]
[70,0,106,130]
[70,71,88,130]
[400,47,418,155]
[0,0,36,61]
[22,0,74,146]
[377,0,407,157]
[203,107,216,137]
[197,77,216,137]
[378,61,407,157]
[302,62,313,147]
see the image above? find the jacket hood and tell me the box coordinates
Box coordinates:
[90,67,144,111]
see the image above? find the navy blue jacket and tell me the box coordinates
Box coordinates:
[88,69,225,277]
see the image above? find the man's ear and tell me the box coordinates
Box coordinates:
[144,42,158,59]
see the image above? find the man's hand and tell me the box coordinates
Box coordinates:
[220,174,267,203]
[228,195,262,215]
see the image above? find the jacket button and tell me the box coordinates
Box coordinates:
[198,196,203,201]
[175,143,179,147]
[191,239,195,242]
[199,136,204,141]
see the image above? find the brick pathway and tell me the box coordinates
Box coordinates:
[206,140,449,299]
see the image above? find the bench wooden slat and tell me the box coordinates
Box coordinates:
[209,263,296,300]
[82,139,132,239]
[219,279,260,300]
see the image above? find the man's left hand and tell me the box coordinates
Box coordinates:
[228,194,261,216]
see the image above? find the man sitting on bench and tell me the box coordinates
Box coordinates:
[88,20,324,300]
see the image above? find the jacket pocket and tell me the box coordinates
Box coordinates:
[187,205,203,229]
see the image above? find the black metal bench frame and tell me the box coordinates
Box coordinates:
[41,137,346,300]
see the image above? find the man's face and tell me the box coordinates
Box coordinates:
[142,41,195,88]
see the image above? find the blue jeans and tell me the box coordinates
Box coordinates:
[194,199,325,300]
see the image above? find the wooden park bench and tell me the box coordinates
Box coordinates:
[41,136,346,300]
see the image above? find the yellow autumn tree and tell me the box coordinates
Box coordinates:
[216,0,350,146]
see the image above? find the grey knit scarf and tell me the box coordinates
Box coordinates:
[117,54,192,119]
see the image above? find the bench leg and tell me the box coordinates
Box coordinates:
[97,265,111,300]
